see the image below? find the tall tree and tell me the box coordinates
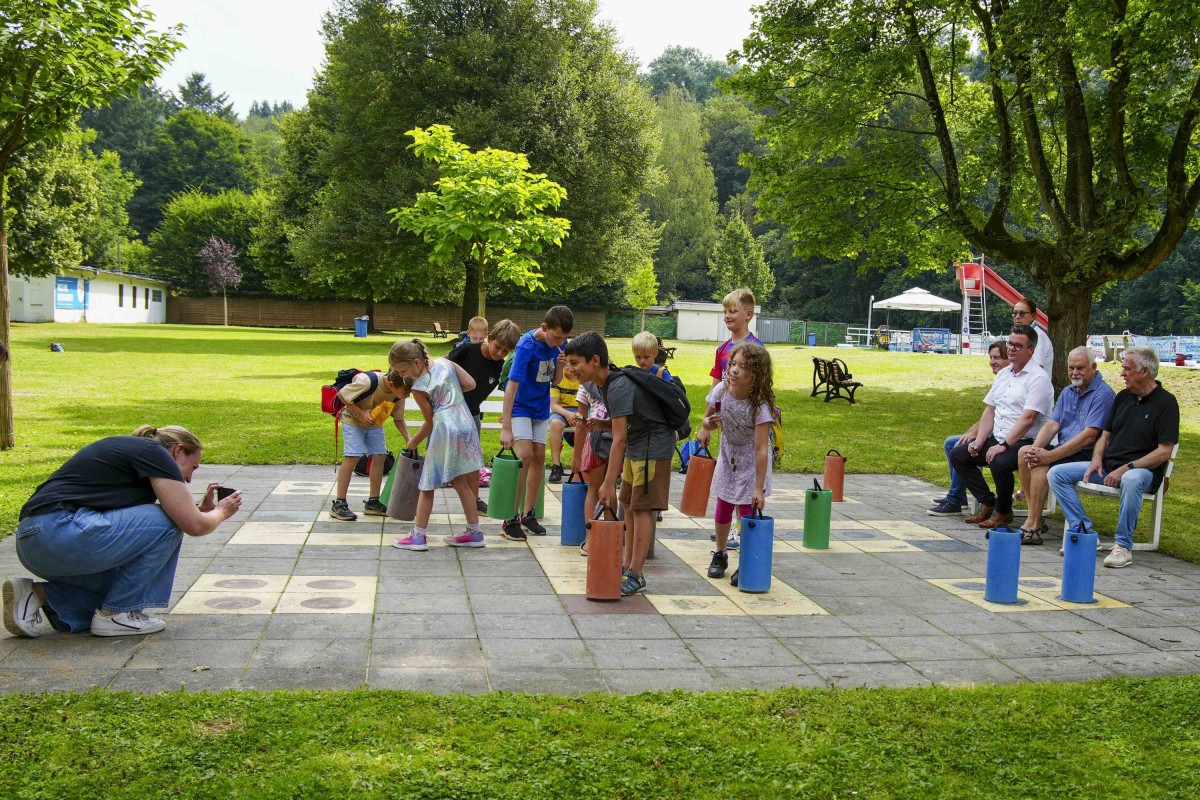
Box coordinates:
[644,46,735,103]
[733,0,1200,389]
[708,208,774,302]
[391,125,570,326]
[178,72,237,122]
[136,109,261,235]
[701,94,763,209]
[271,0,657,315]
[643,86,720,300]
[149,188,269,294]
[0,0,181,448]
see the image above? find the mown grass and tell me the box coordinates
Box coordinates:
[1,678,1199,798]
[5,322,1197,559]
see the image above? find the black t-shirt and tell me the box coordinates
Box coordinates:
[447,341,504,416]
[1104,382,1179,490]
[20,436,184,519]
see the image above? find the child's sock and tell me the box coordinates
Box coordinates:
[413,526,426,535]
[468,522,482,533]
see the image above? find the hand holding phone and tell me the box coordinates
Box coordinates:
[215,486,237,502]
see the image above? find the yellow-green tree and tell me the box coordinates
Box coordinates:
[391,126,570,327]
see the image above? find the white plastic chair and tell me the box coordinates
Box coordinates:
[1061,443,1179,551]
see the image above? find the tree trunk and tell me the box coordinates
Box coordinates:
[0,172,14,450]
[365,291,376,334]
[1045,278,1095,394]
[461,260,485,330]
[222,289,228,325]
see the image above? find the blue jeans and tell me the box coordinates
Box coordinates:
[1048,462,1154,550]
[16,506,184,632]
[943,435,966,504]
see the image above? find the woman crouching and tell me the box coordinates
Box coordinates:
[4,425,241,637]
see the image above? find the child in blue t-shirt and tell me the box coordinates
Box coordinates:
[499,305,574,540]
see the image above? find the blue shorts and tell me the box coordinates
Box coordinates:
[549,412,575,447]
[343,424,387,457]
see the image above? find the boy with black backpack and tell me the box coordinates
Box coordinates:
[329,368,407,521]
[565,332,688,597]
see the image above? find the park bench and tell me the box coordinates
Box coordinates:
[1060,443,1179,551]
[431,322,449,338]
[811,356,862,404]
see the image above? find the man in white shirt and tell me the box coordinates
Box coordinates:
[950,325,1054,530]
[1012,298,1054,377]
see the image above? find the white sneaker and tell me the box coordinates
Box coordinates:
[3,577,46,638]
[90,610,166,637]
[1103,545,1133,569]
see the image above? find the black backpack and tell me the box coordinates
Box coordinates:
[615,366,692,439]
[321,369,380,417]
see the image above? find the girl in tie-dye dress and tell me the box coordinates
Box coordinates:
[388,339,485,551]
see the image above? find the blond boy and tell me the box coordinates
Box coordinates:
[466,315,489,344]
[696,289,761,448]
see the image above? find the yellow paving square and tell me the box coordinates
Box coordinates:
[729,592,828,616]
[229,521,311,545]
[187,574,290,593]
[829,520,871,530]
[644,594,744,615]
[306,532,384,547]
[869,521,950,540]
[274,592,375,614]
[926,577,1117,613]
[793,540,860,554]
[171,591,279,615]
[272,480,335,496]
[851,539,923,553]
[285,575,377,594]
[546,575,589,594]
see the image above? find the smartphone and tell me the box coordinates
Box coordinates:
[215,486,237,502]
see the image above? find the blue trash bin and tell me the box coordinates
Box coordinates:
[807,332,817,346]
[354,316,369,337]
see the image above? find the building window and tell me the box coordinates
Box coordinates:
[131,285,137,308]
[151,289,163,303]
[118,284,124,307]
[145,287,150,307]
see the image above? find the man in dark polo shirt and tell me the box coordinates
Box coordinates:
[1049,346,1180,568]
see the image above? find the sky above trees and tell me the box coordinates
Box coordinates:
[142,0,756,115]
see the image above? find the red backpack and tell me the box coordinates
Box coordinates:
[321,369,382,463]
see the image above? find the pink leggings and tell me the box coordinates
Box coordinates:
[714,498,753,526]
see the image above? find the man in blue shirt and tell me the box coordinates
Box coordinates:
[1015,347,1116,544]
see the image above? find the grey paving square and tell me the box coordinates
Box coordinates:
[466,576,554,595]
[782,636,895,664]
[843,614,945,637]
[375,593,472,614]
[1041,629,1153,656]
[586,638,699,670]
[752,615,859,638]
[241,667,366,690]
[0,667,118,693]
[1114,625,1200,651]
[686,638,803,669]
[575,615,679,640]
[811,661,932,688]
[871,635,990,661]
[368,667,490,693]
[603,668,715,695]
[487,668,608,695]
[1094,651,1200,676]
[708,666,826,690]
[262,613,372,640]
[3,636,145,669]
[908,659,1023,686]
[921,611,1027,635]
[475,614,577,639]
[110,667,245,693]
[470,593,565,615]
[1002,656,1117,682]
[481,638,594,670]
[372,613,478,639]
[126,638,259,670]
[371,638,484,669]
[959,632,1079,660]
[250,638,369,668]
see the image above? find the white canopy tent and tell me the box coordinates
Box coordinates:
[872,287,962,312]
[868,288,963,351]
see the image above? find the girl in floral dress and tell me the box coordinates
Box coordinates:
[388,339,485,551]
[700,343,776,585]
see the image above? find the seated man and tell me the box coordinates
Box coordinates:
[1016,347,1115,544]
[950,325,1053,529]
[1049,346,1179,568]
[929,340,1009,515]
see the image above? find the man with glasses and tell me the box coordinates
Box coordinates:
[1015,347,1116,544]
[1012,298,1053,377]
[1049,346,1179,568]
[950,325,1053,530]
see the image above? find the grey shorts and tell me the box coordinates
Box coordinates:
[511,416,549,444]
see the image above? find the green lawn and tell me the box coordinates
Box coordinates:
[0,678,1198,798]
[5,322,1197,559]
[4,323,1200,798]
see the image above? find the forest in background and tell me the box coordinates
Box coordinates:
[5,1,1198,336]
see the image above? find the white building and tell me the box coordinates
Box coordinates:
[671,300,761,342]
[8,267,169,324]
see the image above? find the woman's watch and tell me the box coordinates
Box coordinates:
[1126,462,1136,470]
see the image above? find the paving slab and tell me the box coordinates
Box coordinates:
[5,469,1200,694]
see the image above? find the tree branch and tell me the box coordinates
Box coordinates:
[968,0,1015,237]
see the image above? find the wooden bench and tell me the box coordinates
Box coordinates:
[1060,443,1179,551]
[431,322,449,338]
[811,357,862,403]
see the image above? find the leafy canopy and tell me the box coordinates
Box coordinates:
[390,125,570,292]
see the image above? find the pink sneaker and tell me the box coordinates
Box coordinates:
[392,530,428,551]
[444,529,485,548]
